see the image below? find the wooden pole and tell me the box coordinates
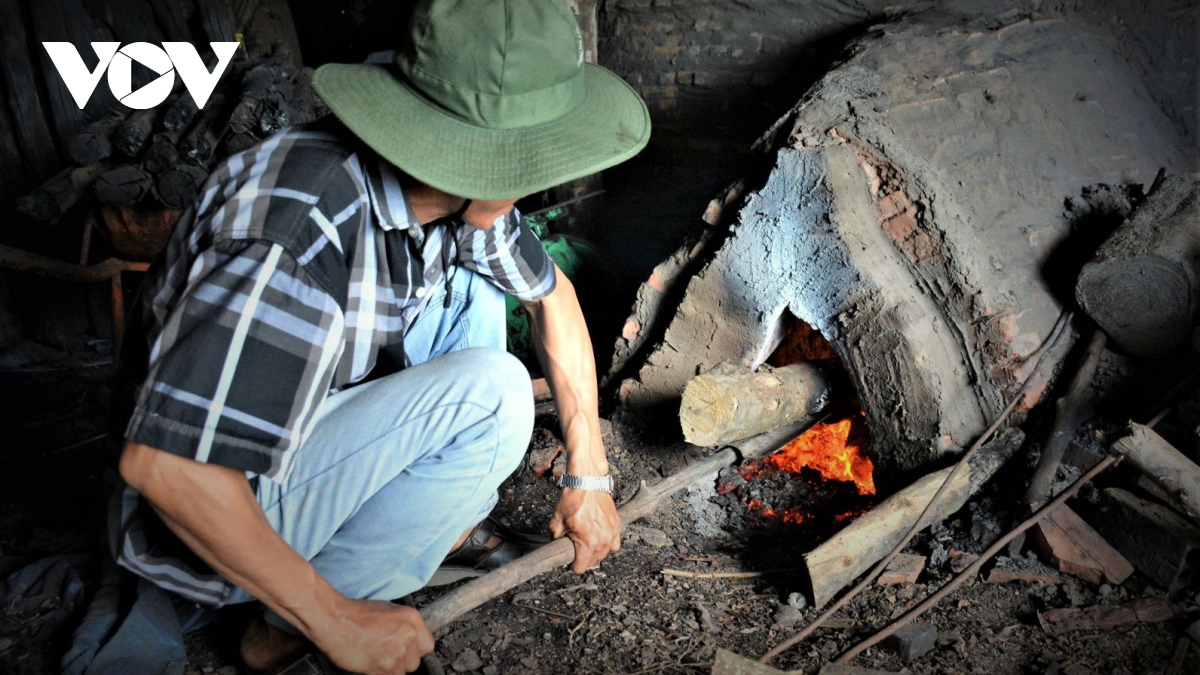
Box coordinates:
[680,363,829,446]
[419,419,819,633]
[803,428,1022,609]
[1112,424,1200,524]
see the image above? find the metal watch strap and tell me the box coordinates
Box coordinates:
[557,474,614,493]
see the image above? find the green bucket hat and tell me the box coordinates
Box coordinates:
[312,0,651,201]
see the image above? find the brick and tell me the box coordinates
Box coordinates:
[877,553,926,585]
[885,622,937,662]
[948,549,979,573]
[1032,504,1134,585]
[1091,488,1200,593]
[1037,596,1176,636]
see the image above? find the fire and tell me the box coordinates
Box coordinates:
[743,415,875,495]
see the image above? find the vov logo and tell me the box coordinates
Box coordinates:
[42,42,240,110]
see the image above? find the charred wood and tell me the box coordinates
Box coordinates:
[162,95,199,132]
[30,0,116,142]
[142,130,183,174]
[146,0,194,42]
[154,164,208,209]
[0,0,63,180]
[68,113,126,165]
[16,162,108,221]
[114,108,160,157]
[94,164,152,206]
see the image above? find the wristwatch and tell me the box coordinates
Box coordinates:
[557,474,614,493]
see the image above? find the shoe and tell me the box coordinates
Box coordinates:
[426,517,549,587]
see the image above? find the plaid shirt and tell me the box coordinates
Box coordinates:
[109,125,555,605]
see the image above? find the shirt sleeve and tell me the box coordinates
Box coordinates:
[456,209,557,302]
[124,239,345,481]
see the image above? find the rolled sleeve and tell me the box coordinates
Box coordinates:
[457,210,556,302]
[126,239,345,481]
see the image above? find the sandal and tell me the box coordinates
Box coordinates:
[426,517,548,587]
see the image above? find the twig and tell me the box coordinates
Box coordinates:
[834,454,1119,662]
[569,609,593,646]
[759,312,1073,664]
[661,569,792,579]
[512,601,576,620]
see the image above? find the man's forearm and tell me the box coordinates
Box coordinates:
[524,268,607,474]
[119,442,342,638]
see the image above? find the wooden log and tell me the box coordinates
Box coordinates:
[93,0,164,90]
[803,429,1023,609]
[420,420,817,632]
[197,0,237,43]
[0,0,63,181]
[180,94,227,167]
[1112,423,1200,524]
[94,164,152,206]
[1076,173,1200,357]
[68,113,126,165]
[162,95,199,133]
[16,163,108,221]
[226,47,294,137]
[142,130,182,174]
[680,363,829,446]
[154,164,208,209]
[113,107,160,157]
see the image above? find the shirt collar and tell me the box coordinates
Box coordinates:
[365,158,424,244]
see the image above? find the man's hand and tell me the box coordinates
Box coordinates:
[315,600,434,675]
[550,488,621,573]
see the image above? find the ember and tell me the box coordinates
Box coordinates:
[742,413,875,495]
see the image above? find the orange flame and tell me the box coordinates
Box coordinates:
[744,416,875,495]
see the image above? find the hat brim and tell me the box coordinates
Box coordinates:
[311,62,651,201]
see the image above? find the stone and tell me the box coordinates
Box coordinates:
[877,553,926,585]
[639,527,673,548]
[986,556,1061,585]
[885,622,937,662]
[819,666,909,675]
[787,592,808,610]
[772,604,803,629]
[452,649,484,673]
[711,649,791,675]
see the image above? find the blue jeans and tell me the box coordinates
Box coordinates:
[224,268,532,631]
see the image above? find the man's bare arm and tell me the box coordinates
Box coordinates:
[119,441,432,674]
[522,265,622,572]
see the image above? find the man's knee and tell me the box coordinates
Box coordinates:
[457,348,533,469]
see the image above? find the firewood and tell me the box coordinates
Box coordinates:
[94,164,152,206]
[180,94,228,167]
[142,130,183,174]
[419,419,817,633]
[803,429,1023,610]
[68,113,126,165]
[30,0,116,144]
[114,107,160,157]
[1076,173,1200,357]
[16,162,109,221]
[1112,423,1200,524]
[197,0,237,43]
[162,95,200,132]
[680,363,830,446]
[154,164,208,209]
[226,47,295,138]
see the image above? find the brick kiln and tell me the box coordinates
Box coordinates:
[609,7,1196,473]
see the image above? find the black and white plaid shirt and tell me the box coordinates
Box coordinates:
[109,125,556,605]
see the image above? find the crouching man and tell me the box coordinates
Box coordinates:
[111,1,650,672]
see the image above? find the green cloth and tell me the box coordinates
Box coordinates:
[312,0,650,200]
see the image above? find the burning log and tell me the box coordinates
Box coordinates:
[67,113,126,165]
[16,163,109,221]
[803,428,1023,609]
[1076,173,1200,357]
[680,363,829,446]
[114,108,160,157]
[94,165,153,206]
[1112,424,1200,524]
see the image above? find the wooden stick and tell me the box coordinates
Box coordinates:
[836,455,1120,663]
[419,419,818,633]
[16,162,109,221]
[804,429,1021,609]
[1024,329,1107,508]
[661,569,793,579]
[1112,424,1200,523]
[759,312,1072,664]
